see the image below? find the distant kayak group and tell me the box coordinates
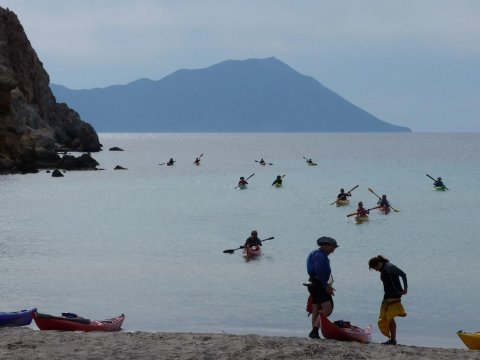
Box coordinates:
[223,171,454,347]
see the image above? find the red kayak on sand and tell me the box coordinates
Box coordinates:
[243,245,261,259]
[319,312,372,343]
[33,312,124,332]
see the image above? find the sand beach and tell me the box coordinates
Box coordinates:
[0,328,476,359]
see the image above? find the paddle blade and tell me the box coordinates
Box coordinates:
[223,249,235,254]
[368,188,380,199]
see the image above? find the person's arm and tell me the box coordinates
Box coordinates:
[387,263,408,293]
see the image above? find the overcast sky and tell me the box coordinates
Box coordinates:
[3,0,480,132]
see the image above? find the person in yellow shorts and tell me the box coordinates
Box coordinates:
[368,255,408,345]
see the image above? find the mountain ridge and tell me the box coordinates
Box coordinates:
[51,57,411,133]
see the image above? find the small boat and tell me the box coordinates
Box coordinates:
[0,308,36,327]
[319,312,372,343]
[336,199,349,207]
[33,312,125,332]
[457,330,480,350]
[243,245,261,259]
[307,162,317,166]
[238,184,247,190]
[274,182,282,188]
[378,205,390,214]
[354,215,368,224]
[433,185,446,191]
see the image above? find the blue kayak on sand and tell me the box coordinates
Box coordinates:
[0,308,36,327]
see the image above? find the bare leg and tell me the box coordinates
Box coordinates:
[311,304,320,328]
[314,301,333,327]
[390,319,397,342]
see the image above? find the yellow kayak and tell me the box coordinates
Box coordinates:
[274,183,282,188]
[457,330,480,350]
[336,199,349,207]
[355,215,368,224]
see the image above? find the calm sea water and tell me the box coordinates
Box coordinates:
[1,133,479,348]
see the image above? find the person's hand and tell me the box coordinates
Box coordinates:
[402,288,408,295]
[326,285,336,296]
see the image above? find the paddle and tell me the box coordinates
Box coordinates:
[271,174,286,187]
[192,154,203,165]
[330,185,359,205]
[368,188,400,212]
[234,173,255,189]
[426,174,449,190]
[223,237,275,254]
[158,163,165,166]
[347,206,381,217]
[255,160,274,166]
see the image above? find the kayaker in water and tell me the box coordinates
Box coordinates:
[434,177,445,187]
[193,157,201,166]
[377,194,390,208]
[244,230,262,248]
[356,202,369,217]
[238,177,248,187]
[337,188,352,201]
[368,255,408,346]
[259,158,266,165]
[272,175,283,187]
[305,236,338,339]
[167,158,175,166]
[306,158,315,165]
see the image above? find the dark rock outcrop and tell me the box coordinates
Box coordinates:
[0,7,101,174]
[51,169,64,177]
[109,147,124,151]
[114,165,127,170]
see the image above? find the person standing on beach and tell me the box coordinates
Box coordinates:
[306,236,338,339]
[368,255,408,345]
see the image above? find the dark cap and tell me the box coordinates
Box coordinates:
[317,236,339,248]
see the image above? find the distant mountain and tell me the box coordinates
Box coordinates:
[51,57,411,132]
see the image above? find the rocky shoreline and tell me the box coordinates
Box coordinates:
[0,7,101,174]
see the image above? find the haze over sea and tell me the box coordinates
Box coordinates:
[1,133,479,349]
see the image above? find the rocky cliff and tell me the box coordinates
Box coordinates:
[0,7,101,174]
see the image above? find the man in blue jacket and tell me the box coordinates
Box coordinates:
[306,236,339,339]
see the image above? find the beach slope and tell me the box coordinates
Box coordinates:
[0,328,475,359]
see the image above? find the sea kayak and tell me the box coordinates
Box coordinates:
[243,245,261,259]
[307,162,317,166]
[0,308,36,327]
[457,330,480,350]
[274,183,282,188]
[33,312,125,332]
[378,205,390,214]
[354,215,368,224]
[238,184,247,190]
[336,199,349,207]
[319,312,372,343]
[433,185,446,191]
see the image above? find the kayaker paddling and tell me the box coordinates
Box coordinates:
[271,175,284,187]
[244,230,262,248]
[337,188,351,201]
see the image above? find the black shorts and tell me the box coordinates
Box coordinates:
[308,284,334,308]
